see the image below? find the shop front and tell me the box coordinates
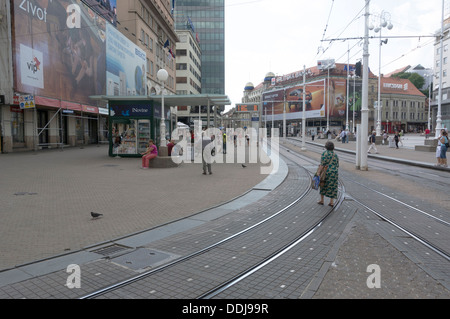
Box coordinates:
[108,100,171,157]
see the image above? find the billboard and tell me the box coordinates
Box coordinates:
[262,79,326,121]
[12,0,107,105]
[262,78,360,121]
[11,0,145,106]
[236,104,259,112]
[106,24,147,96]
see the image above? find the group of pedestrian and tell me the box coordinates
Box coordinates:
[436,129,449,167]
[339,129,349,143]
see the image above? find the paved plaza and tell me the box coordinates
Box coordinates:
[0,134,448,299]
[0,145,267,270]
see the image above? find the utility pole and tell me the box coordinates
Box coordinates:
[359,0,370,171]
[301,65,306,151]
[436,0,444,137]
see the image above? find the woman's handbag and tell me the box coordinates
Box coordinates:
[311,175,320,190]
[316,165,328,187]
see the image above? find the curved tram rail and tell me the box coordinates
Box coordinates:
[282,141,450,263]
[80,152,344,299]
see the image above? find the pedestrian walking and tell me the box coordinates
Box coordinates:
[394,132,400,149]
[317,141,339,207]
[425,128,430,139]
[311,130,315,141]
[202,134,213,175]
[439,130,448,167]
[382,131,388,145]
[339,129,346,143]
[367,131,378,154]
[223,132,227,154]
[436,129,445,166]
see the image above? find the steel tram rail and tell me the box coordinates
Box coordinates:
[80,155,321,299]
[281,142,450,262]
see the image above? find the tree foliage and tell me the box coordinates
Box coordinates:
[391,72,425,91]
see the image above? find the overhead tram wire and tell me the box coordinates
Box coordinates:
[313,2,366,66]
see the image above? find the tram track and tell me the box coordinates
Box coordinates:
[80,140,448,299]
[282,140,450,263]
[286,137,450,188]
[80,149,343,299]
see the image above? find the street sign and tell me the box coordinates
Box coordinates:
[19,95,35,109]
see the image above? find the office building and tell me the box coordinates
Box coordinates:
[174,0,225,96]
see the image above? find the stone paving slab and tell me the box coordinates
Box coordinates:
[0,145,269,270]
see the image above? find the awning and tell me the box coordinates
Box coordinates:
[89,94,232,107]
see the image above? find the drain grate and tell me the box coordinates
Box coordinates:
[111,248,176,271]
[92,244,132,257]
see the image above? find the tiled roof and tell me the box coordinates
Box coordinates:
[380,77,425,97]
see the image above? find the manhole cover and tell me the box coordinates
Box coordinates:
[111,248,176,271]
[92,244,132,257]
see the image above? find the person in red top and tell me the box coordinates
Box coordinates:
[167,140,175,156]
[141,139,158,169]
[425,128,430,139]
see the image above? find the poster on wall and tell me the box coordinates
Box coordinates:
[262,79,326,121]
[262,78,361,121]
[106,24,147,96]
[19,44,44,89]
[12,0,107,105]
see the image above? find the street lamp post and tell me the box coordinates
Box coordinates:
[301,65,307,151]
[436,0,445,137]
[373,10,393,137]
[157,68,169,147]
[359,0,370,171]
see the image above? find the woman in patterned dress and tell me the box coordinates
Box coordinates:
[317,141,339,207]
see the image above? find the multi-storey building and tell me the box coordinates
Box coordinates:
[174,0,225,96]
[380,77,427,133]
[432,18,450,131]
[175,30,202,96]
[239,63,426,136]
[116,0,178,96]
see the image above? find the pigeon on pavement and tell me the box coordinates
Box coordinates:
[91,212,103,219]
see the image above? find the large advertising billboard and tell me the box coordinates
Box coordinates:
[262,78,361,121]
[12,0,145,106]
[106,24,147,96]
[263,79,326,121]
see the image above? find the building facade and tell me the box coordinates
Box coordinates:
[174,0,225,96]
[432,17,450,131]
[175,30,202,96]
[0,0,180,154]
[239,64,427,137]
[116,0,178,96]
[380,77,427,134]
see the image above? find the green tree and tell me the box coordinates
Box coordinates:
[407,73,425,90]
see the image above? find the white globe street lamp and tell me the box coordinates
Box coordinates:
[157,68,169,147]
[374,10,393,137]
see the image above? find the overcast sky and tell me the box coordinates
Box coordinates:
[224,0,446,111]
